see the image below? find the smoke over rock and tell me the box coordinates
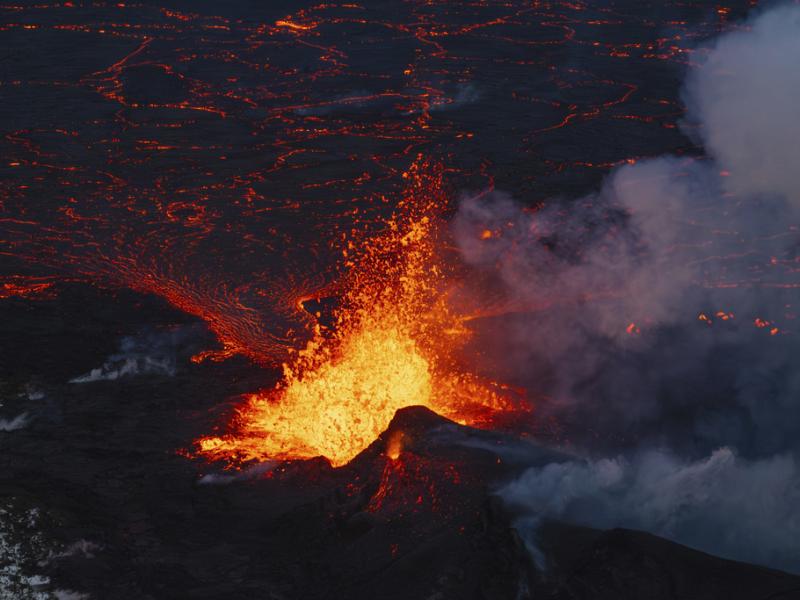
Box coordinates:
[500,448,800,574]
[69,326,201,384]
[453,4,800,572]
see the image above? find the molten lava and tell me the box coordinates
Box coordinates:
[196,159,526,467]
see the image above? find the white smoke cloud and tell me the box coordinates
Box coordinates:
[501,448,800,573]
[455,155,718,340]
[453,3,800,433]
[70,356,174,384]
[682,3,800,204]
[69,327,197,383]
[197,461,276,485]
[53,591,91,600]
[454,3,800,573]
[0,413,30,432]
[430,83,481,112]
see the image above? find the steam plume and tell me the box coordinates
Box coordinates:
[454,4,800,572]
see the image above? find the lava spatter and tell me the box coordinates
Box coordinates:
[196,159,527,467]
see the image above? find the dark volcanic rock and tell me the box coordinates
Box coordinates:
[2,286,799,598]
[536,522,800,600]
[7,368,800,600]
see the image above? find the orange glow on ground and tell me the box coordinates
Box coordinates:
[386,431,404,461]
[195,159,527,467]
[0,278,55,300]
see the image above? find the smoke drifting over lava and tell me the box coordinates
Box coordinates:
[683,3,800,204]
[455,4,800,572]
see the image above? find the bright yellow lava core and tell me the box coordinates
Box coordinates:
[196,158,524,467]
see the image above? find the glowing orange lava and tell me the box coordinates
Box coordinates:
[195,158,526,467]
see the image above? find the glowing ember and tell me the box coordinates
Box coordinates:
[386,431,404,461]
[0,277,55,300]
[196,159,525,467]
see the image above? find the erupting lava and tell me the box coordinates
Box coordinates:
[196,159,526,467]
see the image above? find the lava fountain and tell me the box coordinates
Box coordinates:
[196,158,527,467]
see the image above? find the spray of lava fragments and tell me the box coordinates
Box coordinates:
[196,160,527,467]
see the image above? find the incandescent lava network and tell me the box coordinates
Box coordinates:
[0,0,747,470]
[6,1,800,597]
[0,1,792,469]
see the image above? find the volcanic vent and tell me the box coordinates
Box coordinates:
[195,158,529,467]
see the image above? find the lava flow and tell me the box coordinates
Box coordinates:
[196,159,527,467]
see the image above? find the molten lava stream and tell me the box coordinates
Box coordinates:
[195,159,528,468]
